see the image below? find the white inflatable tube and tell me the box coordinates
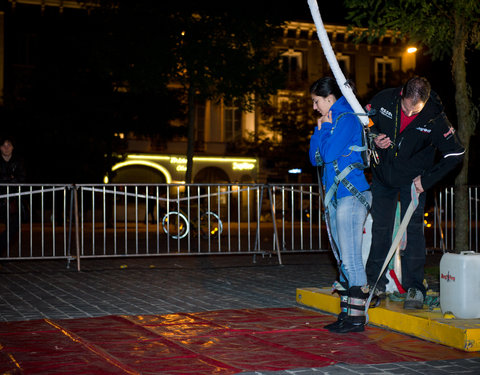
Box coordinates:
[307,0,369,126]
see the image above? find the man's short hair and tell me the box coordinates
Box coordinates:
[402,76,431,104]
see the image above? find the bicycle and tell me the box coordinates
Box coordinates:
[162,208,223,240]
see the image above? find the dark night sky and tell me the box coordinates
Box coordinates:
[185,1,347,24]
[276,1,348,23]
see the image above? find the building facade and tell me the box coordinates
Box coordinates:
[110,20,416,184]
[0,1,417,185]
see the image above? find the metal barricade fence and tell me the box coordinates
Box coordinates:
[430,186,480,253]
[1,183,479,269]
[470,186,479,252]
[0,184,74,261]
[375,186,480,253]
[268,184,327,253]
[74,183,270,260]
[72,184,329,263]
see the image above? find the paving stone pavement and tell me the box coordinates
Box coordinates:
[1,251,479,374]
[0,253,337,321]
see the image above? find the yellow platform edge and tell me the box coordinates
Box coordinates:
[296,287,480,352]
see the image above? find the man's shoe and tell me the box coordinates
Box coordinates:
[367,285,386,308]
[403,288,424,309]
[368,285,386,299]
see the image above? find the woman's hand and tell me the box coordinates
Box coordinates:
[317,110,332,130]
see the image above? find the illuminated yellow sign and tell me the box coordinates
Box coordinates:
[194,156,257,163]
[115,154,258,183]
[233,162,255,171]
[127,154,170,161]
[171,157,187,164]
[127,153,256,164]
[111,160,172,183]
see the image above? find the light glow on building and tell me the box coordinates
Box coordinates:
[112,154,258,184]
[111,160,173,183]
[233,162,255,171]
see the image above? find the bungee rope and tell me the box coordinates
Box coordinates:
[307,0,423,323]
[307,0,368,126]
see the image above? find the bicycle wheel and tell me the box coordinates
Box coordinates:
[162,211,189,239]
[199,211,223,239]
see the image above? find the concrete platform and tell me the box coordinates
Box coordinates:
[297,287,480,352]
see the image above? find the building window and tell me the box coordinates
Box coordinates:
[287,29,296,38]
[15,33,38,66]
[224,102,242,142]
[375,57,399,86]
[195,102,205,142]
[280,49,303,83]
[336,53,351,76]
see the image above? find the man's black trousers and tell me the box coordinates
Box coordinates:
[366,179,427,297]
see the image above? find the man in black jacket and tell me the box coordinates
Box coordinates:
[366,76,464,309]
[0,137,27,256]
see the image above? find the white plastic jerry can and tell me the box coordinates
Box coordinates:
[440,251,480,319]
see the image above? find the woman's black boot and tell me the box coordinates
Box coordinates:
[331,286,368,333]
[324,281,348,331]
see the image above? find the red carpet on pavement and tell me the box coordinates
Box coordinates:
[1,307,478,374]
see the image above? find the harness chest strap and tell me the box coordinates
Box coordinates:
[318,111,372,210]
[324,157,370,211]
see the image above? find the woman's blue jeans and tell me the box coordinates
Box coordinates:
[327,190,372,287]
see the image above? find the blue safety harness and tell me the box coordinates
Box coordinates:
[316,112,372,211]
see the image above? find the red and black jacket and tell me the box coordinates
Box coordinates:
[367,87,464,190]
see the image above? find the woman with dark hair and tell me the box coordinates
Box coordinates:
[309,77,371,333]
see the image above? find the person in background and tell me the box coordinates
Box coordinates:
[309,77,371,333]
[0,136,27,256]
[365,76,464,309]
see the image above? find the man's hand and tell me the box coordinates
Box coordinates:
[413,175,424,193]
[374,133,392,149]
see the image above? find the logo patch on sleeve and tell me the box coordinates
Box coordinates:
[443,127,455,138]
[380,107,392,119]
[416,127,432,133]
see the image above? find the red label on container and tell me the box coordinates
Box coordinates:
[441,272,455,282]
